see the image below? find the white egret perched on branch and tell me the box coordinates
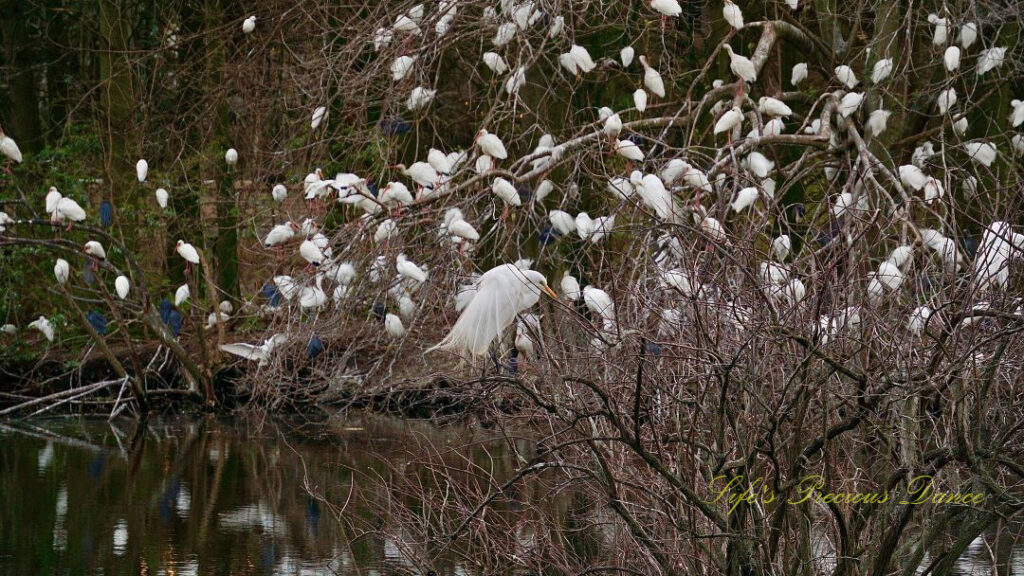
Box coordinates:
[428,264,557,357]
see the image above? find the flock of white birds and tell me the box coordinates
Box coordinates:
[1,0,1022,370]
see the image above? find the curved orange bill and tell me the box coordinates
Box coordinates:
[542,284,559,299]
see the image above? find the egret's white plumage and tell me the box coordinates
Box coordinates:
[396,253,428,284]
[633,89,648,112]
[650,0,682,16]
[722,0,744,29]
[943,46,961,72]
[491,177,521,206]
[475,129,508,159]
[835,65,858,89]
[175,240,200,264]
[871,59,893,83]
[220,334,288,367]
[964,141,997,167]
[758,97,792,118]
[54,258,70,285]
[136,159,148,182]
[791,63,808,86]
[714,107,743,134]
[615,139,645,161]
[428,264,555,356]
[29,316,54,342]
[977,47,1006,75]
[175,284,190,306]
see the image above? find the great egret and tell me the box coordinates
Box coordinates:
[54,258,70,285]
[723,45,756,83]
[791,63,808,86]
[29,316,54,342]
[242,15,256,34]
[638,56,665,97]
[0,128,22,163]
[429,264,556,356]
[115,275,129,299]
[220,334,289,367]
[871,58,893,83]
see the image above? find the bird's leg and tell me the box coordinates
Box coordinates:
[500,203,511,225]
[65,222,73,232]
[660,14,667,33]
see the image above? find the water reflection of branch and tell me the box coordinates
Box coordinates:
[0,420,123,457]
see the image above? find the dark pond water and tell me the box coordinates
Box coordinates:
[0,417,1021,575]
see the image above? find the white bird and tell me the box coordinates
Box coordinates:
[560,45,597,75]
[427,149,453,175]
[590,216,615,244]
[908,306,933,336]
[83,240,106,260]
[310,106,327,130]
[637,173,681,222]
[174,284,190,306]
[0,128,22,163]
[406,87,436,111]
[722,0,744,29]
[912,141,936,167]
[835,65,858,89]
[53,197,87,226]
[448,219,479,242]
[475,129,508,159]
[491,177,521,206]
[866,109,891,137]
[299,238,325,266]
[745,151,774,178]
[0,211,13,232]
[899,165,928,191]
[428,264,556,356]
[45,187,62,215]
[649,0,682,17]
[175,240,200,264]
[0,324,16,335]
[385,313,406,338]
[638,56,665,97]
[271,184,288,202]
[758,97,792,118]
[943,46,961,72]
[515,314,540,358]
[54,258,70,285]
[28,316,54,342]
[548,210,576,236]
[870,58,892,84]
[714,106,743,134]
[730,187,759,212]
[923,177,945,202]
[723,45,756,83]
[952,114,969,136]
[380,182,415,206]
[583,286,615,323]
[375,219,398,243]
[264,222,298,247]
[298,275,327,309]
[561,272,581,300]
[920,228,963,271]
[135,159,148,183]
[937,88,956,115]
[220,334,289,367]
[274,275,298,301]
[393,14,421,34]
[396,253,428,284]
[391,55,417,81]
[977,47,1006,75]
[604,113,623,138]
[615,139,645,161]
[155,188,169,209]
[974,221,1024,291]
[482,52,508,74]
[547,15,564,37]
[633,89,648,112]
[964,141,997,167]
[927,13,948,45]
[535,180,553,202]
[224,148,238,165]
[838,92,864,118]
[620,46,635,67]
[505,66,527,95]
[959,22,978,49]
[242,15,256,34]
[772,235,792,260]
[791,62,808,86]
[373,28,392,51]
[1009,100,1024,128]
[395,162,438,190]
[115,275,130,299]
[699,215,727,242]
